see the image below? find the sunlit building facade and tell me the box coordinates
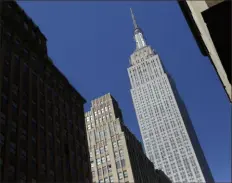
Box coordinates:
[127,9,215,183]
[85,93,161,183]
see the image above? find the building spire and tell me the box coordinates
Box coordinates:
[130,8,138,30]
[130,8,147,50]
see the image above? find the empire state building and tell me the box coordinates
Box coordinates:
[127,9,214,183]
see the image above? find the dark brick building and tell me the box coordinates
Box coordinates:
[0,1,91,182]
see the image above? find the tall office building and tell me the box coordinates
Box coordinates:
[127,9,215,183]
[85,93,166,183]
[0,1,91,182]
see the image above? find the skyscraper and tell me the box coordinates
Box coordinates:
[127,9,214,183]
[85,93,164,183]
[0,1,91,182]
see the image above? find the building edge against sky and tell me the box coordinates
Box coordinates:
[1,1,223,183]
[127,9,215,182]
[0,1,91,182]
[85,93,172,183]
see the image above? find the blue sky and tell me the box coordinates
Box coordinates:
[19,1,231,182]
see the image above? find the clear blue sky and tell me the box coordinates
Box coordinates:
[19,1,231,182]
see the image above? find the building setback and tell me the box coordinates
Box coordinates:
[127,9,215,183]
[155,170,172,183]
[85,93,166,183]
[0,1,91,182]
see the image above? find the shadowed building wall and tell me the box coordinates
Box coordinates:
[0,1,91,182]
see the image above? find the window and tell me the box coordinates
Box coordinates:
[103,166,107,175]
[38,39,41,45]
[106,155,110,162]
[101,157,106,164]
[97,158,101,165]
[32,31,36,38]
[118,172,123,180]
[113,142,117,149]
[20,150,27,160]
[23,48,29,55]
[0,134,4,153]
[32,136,36,143]
[8,165,16,180]
[15,38,20,45]
[32,119,37,130]
[10,142,16,154]
[114,151,119,158]
[108,165,112,173]
[12,102,18,114]
[121,159,125,167]
[119,149,124,157]
[19,172,26,182]
[104,177,109,183]
[100,147,104,154]
[32,156,36,170]
[95,149,100,156]
[41,164,46,174]
[116,161,121,169]
[92,171,95,177]
[105,145,108,152]
[123,170,128,178]
[109,176,113,183]
[91,161,94,168]
[11,122,17,133]
[98,168,102,176]
[24,22,28,31]
[7,3,12,8]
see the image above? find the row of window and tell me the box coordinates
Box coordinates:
[86,106,111,122]
[93,167,128,182]
[4,3,43,45]
[87,113,113,130]
[97,175,113,183]
[2,54,80,105]
[93,164,112,177]
[129,57,164,88]
[118,170,128,180]
[87,122,122,146]
[94,145,108,156]
[91,155,110,168]
[96,156,110,165]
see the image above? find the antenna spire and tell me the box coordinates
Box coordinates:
[130,8,138,29]
[130,8,147,50]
